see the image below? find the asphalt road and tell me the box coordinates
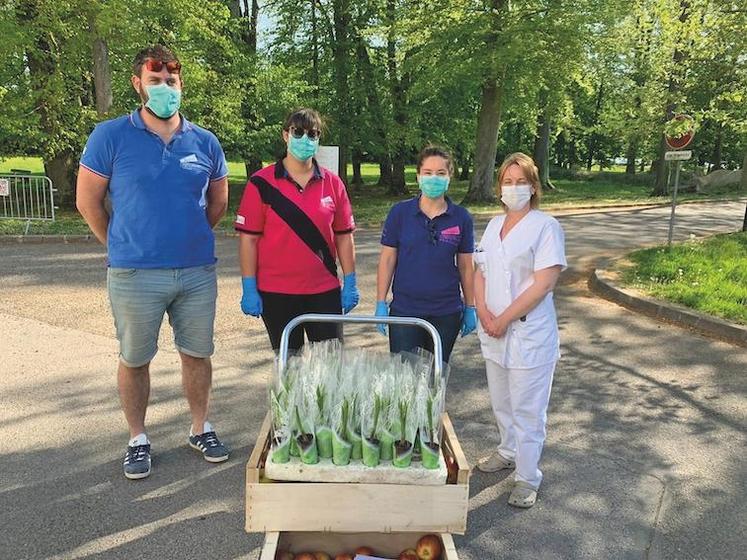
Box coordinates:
[1,199,745,559]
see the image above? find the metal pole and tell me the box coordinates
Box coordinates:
[666,160,672,195]
[667,160,682,246]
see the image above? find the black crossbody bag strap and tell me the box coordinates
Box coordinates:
[251,176,338,280]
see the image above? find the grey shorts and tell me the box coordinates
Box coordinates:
[107,264,217,367]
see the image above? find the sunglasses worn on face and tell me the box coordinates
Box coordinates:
[143,59,182,74]
[289,126,321,140]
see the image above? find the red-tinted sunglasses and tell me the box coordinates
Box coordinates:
[143,59,182,74]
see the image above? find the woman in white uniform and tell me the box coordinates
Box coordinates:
[473,152,566,508]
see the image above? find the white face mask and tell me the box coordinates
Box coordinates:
[501,184,532,211]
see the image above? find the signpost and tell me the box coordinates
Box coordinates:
[664,150,692,161]
[665,115,695,246]
[315,146,340,176]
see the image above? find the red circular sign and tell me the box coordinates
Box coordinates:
[665,115,695,149]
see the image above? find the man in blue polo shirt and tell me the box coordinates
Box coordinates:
[76,45,230,480]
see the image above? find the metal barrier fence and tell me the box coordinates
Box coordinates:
[0,174,57,233]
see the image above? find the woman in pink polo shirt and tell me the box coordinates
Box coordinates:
[235,108,359,352]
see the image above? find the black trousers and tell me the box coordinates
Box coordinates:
[259,287,342,352]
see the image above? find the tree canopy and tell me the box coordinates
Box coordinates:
[1,0,745,206]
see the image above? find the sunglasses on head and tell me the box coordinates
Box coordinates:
[289,126,321,140]
[143,59,182,74]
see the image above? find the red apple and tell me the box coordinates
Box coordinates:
[416,534,442,560]
[334,555,353,560]
[355,546,374,556]
[399,549,419,560]
[314,554,331,560]
[295,554,317,560]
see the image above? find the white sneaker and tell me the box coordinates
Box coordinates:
[476,451,516,473]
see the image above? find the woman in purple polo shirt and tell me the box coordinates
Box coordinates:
[375,145,477,363]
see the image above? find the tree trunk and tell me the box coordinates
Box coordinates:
[310,0,319,88]
[227,0,241,18]
[353,31,390,185]
[653,0,690,196]
[45,152,77,208]
[332,0,352,186]
[247,0,259,52]
[378,155,393,187]
[231,0,261,180]
[625,140,638,175]
[463,78,504,203]
[391,155,407,195]
[385,0,407,195]
[586,83,604,171]
[91,35,112,116]
[653,133,670,194]
[554,131,566,167]
[351,149,363,187]
[244,157,262,178]
[711,125,723,171]
[568,134,578,170]
[19,0,78,208]
[459,159,470,180]
[626,14,649,177]
[532,90,554,190]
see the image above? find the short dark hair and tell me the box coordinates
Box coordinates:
[283,108,324,133]
[132,45,180,77]
[417,145,455,176]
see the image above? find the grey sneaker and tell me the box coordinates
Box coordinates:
[123,443,151,480]
[189,422,229,463]
[476,451,515,473]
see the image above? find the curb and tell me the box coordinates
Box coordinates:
[0,234,97,244]
[0,230,244,244]
[2,197,744,244]
[589,267,747,348]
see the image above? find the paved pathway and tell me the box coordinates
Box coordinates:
[1,199,745,559]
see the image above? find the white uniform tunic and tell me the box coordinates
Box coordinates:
[474,210,567,368]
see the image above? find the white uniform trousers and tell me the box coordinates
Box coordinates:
[485,358,556,489]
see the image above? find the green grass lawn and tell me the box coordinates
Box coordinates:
[0,156,46,175]
[618,232,747,325]
[1,157,744,235]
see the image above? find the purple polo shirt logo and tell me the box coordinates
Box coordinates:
[439,225,462,246]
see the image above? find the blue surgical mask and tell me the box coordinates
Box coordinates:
[288,134,319,162]
[419,175,450,198]
[144,84,181,119]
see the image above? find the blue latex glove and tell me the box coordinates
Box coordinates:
[240,277,263,317]
[375,300,389,335]
[461,305,477,337]
[341,272,360,314]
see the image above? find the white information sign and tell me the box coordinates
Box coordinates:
[315,145,340,176]
[664,150,692,161]
[0,178,9,197]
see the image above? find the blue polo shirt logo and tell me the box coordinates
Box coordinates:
[80,110,229,269]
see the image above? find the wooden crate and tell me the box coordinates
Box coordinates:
[259,531,459,560]
[246,412,470,535]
